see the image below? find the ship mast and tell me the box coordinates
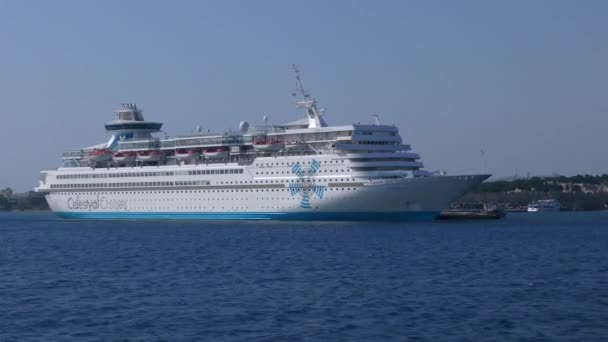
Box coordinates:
[292,64,327,128]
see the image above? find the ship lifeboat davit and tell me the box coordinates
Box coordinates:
[87,148,113,163]
[253,140,283,151]
[175,149,200,161]
[137,150,162,162]
[112,151,137,164]
[203,147,229,159]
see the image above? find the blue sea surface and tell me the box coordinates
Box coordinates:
[0,211,607,341]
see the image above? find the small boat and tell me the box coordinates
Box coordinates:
[87,148,113,163]
[202,147,229,159]
[253,140,283,151]
[175,149,200,161]
[439,202,505,220]
[528,199,561,212]
[137,150,162,162]
[112,151,137,164]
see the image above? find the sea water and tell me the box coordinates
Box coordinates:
[1,211,607,340]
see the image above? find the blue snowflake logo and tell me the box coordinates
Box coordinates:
[288,159,326,208]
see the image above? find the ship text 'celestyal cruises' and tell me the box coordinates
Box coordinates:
[36,66,489,220]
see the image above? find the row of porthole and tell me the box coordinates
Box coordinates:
[58,191,356,202]
[49,178,359,192]
[255,160,345,167]
[125,196,348,207]
[52,187,358,196]
[128,196,343,202]
[255,169,349,175]
[217,178,355,184]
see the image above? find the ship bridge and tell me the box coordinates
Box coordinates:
[104,103,162,138]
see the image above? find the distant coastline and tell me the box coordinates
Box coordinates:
[462,174,608,211]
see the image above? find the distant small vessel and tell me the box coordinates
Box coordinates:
[528,199,561,212]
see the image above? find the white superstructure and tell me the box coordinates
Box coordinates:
[36,66,489,220]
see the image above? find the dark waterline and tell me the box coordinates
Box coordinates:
[1,212,607,341]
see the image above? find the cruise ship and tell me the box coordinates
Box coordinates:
[35,66,489,221]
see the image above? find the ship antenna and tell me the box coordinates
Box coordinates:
[373,114,381,126]
[292,64,327,128]
[292,64,310,99]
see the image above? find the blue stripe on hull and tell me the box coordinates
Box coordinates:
[54,211,439,221]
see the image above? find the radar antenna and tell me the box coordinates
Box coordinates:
[292,64,310,99]
[291,64,327,128]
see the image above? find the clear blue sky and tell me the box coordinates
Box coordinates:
[1,0,606,191]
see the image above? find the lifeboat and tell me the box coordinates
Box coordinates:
[87,148,113,163]
[112,151,137,164]
[202,147,229,159]
[284,140,306,151]
[253,140,283,151]
[175,149,200,161]
[137,150,162,162]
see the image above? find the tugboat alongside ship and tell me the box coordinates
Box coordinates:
[438,198,565,220]
[438,202,505,220]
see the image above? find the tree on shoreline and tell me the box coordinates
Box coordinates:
[0,194,9,210]
[475,174,608,193]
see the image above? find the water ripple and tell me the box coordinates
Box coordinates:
[0,211,607,340]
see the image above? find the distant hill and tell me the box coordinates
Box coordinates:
[464,174,608,211]
[476,174,608,193]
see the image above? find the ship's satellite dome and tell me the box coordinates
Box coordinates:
[239,121,250,132]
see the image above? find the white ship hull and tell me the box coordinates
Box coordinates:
[42,165,488,221]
